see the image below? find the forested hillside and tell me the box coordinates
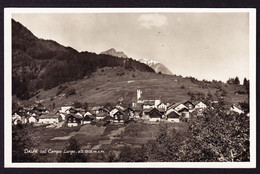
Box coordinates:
[12,19,155,100]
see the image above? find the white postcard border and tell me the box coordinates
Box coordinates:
[4,8,256,168]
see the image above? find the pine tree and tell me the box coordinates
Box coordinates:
[234,76,240,85]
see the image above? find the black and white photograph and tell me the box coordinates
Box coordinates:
[4,8,256,168]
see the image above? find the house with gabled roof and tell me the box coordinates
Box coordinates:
[59,113,66,120]
[75,112,83,117]
[13,118,20,125]
[96,112,107,121]
[230,105,244,114]
[12,113,21,121]
[83,115,94,124]
[89,106,103,114]
[126,107,134,118]
[66,114,83,127]
[28,116,37,123]
[143,108,153,118]
[157,102,168,111]
[194,101,207,110]
[67,107,77,114]
[84,111,93,117]
[98,107,110,114]
[115,104,126,111]
[113,110,125,123]
[60,106,72,114]
[142,100,156,109]
[21,116,28,124]
[166,109,180,122]
[148,108,163,122]
[109,108,119,117]
[178,107,190,119]
[168,102,188,112]
[12,113,22,125]
[184,100,195,111]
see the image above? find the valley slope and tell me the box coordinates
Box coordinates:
[19,66,248,110]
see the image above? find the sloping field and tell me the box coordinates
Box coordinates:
[21,67,248,109]
[70,125,106,147]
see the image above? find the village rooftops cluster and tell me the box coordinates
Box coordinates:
[12,105,57,125]
[12,92,246,127]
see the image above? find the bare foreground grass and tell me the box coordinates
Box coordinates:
[19,122,188,162]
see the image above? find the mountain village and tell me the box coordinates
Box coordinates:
[12,89,246,128]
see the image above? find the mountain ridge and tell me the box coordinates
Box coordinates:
[100,48,173,75]
[100,48,128,58]
[12,19,155,100]
[137,58,173,75]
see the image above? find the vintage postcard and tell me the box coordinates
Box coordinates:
[4,8,256,168]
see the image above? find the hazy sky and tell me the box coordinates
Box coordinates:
[12,12,249,82]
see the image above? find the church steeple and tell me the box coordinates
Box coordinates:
[137,89,142,101]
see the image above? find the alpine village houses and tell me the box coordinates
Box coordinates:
[12,89,247,127]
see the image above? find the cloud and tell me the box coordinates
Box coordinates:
[138,14,168,29]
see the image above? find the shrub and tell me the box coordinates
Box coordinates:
[181,85,185,89]
[221,89,227,96]
[235,90,246,94]
[116,71,125,76]
[103,121,110,126]
[56,85,68,96]
[227,76,240,85]
[239,101,249,113]
[74,101,83,108]
[90,121,96,125]
[83,102,88,110]
[65,87,76,97]
[96,121,104,127]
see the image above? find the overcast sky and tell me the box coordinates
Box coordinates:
[12,12,249,82]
